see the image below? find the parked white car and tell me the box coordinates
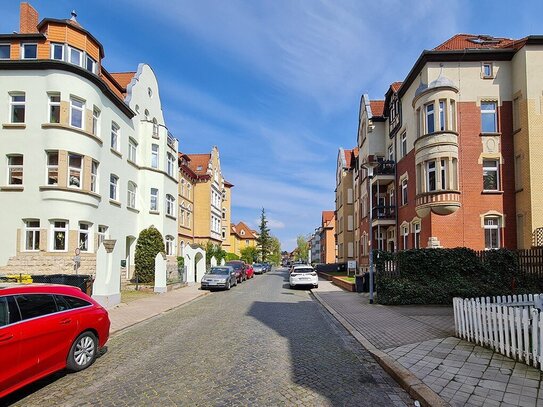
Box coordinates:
[289,265,318,289]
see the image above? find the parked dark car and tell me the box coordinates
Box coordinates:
[225,261,247,283]
[262,262,272,272]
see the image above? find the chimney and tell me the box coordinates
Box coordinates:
[19,3,39,34]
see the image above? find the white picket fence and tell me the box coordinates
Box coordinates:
[453,294,543,369]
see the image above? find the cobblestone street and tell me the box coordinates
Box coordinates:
[5,270,412,406]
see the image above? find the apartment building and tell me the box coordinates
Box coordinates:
[320,210,336,264]
[178,152,196,253]
[335,147,356,263]
[228,221,258,256]
[0,4,179,277]
[187,146,231,248]
[309,227,322,264]
[357,33,543,264]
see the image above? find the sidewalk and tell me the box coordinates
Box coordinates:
[313,280,543,407]
[107,284,208,334]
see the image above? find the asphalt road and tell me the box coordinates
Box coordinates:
[4,268,412,406]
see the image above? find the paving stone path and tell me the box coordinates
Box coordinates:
[5,269,412,406]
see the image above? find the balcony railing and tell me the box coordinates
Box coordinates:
[372,205,396,220]
[167,132,176,149]
[374,160,395,176]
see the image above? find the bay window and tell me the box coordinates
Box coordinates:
[70,98,84,129]
[127,181,137,209]
[46,151,59,185]
[150,188,158,211]
[49,94,60,123]
[427,161,436,192]
[109,174,118,201]
[425,103,435,134]
[68,153,82,188]
[51,220,68,251]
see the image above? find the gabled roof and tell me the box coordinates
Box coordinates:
[390,82,403,92]
[343,148,353,169]
[231,222,258,239]
[433,34,516,51]
[110,72,136,90]
[369,100,385,118]
[187,154,211,177]
[322,210,334,224]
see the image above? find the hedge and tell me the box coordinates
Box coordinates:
[134,226,165,284]
[376,248,540,305]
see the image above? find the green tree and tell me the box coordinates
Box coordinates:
[268,236,282,265]
[240,246,259,264]
[205,242,227,265]
[296,235,309,262]
[225,252,240,261]
[256,208,271,261]
[134,226,165,284]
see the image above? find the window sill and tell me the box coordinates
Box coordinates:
[481,75,494,80]
[0,185,24,191]
[481,190,504,195]
[479,132,501,137]
[166,214,176,220]
[127,206,139,213]
[152,134,160,140]
[149,210,160,215]
[110,148,122,158]
[2,123,26,129]
[109,199,121,207]
[39,185,101,200]
[41,123,103,145]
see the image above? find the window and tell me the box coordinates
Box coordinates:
[483,159,499,191]
[402,225,409,250]
[167,153,175,177]
[78,222,90,252]
[389,188,395,208]
[413,223,421,249]
[85,55,96,73]
[449,100,456,131]
[187,206,191,227]
[61,295,91,309]
[481,101,497,133]
[70,98,84,129]
[128,138,137,162]
[46,151,59,185]
[222,208,226,220]
[388,145,394,161]
[440,159,447,190]
[439,100,445,131]
[21,43,37,59]
[401,178,408,205]
[425,103,435,134]
[180,205,185,226]
[109,174,118,201]
[401,133,407,158]
[68,153,82,188]
[151,144,159,168]
[90,160,98,192]
[10,93,25,123]
[0,44,10,59]
[484,216,500,249]
[97,225,108,249]
[427,161,436,192]
[51,43,63,60]
[152,119,159,138]
[49,94,60,123]
[51,220,68,251]
[150,188,158,211]
[513,97,520,131]
[15,294,57,320]
[165,236,174,256]
[68,46,82,66]
[111,122,120,150]
[187,184,191,199]
[24,220,40,251]
[7,155,23,185]
[127,181,137,209]
[222,227,226,240]
[92,107,100,136]
[482,62,493,78]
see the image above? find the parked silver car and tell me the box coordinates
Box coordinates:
[253,263,265,274]
[201,266,236,290]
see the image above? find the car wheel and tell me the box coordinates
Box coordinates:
[226,280,231,290]
[290,284,294,289]
[67,331,98,372]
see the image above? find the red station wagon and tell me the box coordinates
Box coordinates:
[0,284,110,398]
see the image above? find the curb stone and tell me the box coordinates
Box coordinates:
[312,290,450,407]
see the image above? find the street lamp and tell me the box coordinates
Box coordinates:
[362,155,379,304]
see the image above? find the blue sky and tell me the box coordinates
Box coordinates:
[2,1,542,251]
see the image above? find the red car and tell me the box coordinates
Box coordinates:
[245,264,255,279]
[0,283,110,398]
[225,261,247,283]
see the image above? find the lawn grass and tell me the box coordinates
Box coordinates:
[121,289,155,303]
[319,271,348,276]
[336,276,355,284]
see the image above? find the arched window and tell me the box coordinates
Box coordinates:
[127,181,137,209]
[165,235,174,256]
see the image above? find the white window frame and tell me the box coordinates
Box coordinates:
[111,122,120,151]
[128,138,137,163]
[427,160,436,192]
[413,222,421,249]
[68,46,82,66]
[481,101,497,133]
[401,178,408,206]
[165,236,174,256]
[50,43,64,61]
[85,54,96,74]
[439,100,445,131]
[48,93,61,124]
[402,225,409,250]
[440,159,448,190]
[90,160,98,193]
[7,154,23,185]
[127,181,137,209]
[70,97,85,129]
[109,174,118,201]
[24,219,40,251]
[401,133,407,158]
[92,107,100,136]
[97,225,108,250]
[151,144,159,168]
[388,145,394,161]
[10,93,25,123]
[46,151,59,185]
[482,62,493,78]
[483,159,499,191]
[21,43,37,60]
[425,103,435,134]
[78,222,92,252]
[167,153,175,177]
[67,153,83,189]
[51,220,68,252]
[150,188,158,211]
[484,216,501,249]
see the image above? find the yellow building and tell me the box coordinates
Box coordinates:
[335,147,356,263]
[178,152,196,254]
[221,181,234,252]
[229,221,258,257]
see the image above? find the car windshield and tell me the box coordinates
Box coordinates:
[253,264,262,267]
[294,268,313,274]
[209,268,230,275]
[226,263,242,270]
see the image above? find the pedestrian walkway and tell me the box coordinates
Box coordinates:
[313,279,543,407]
[108,284,208,334]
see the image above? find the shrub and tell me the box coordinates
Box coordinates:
[134,226,165,284]
[225,252,240,261]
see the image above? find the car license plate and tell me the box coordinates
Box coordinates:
[208,281,217,285]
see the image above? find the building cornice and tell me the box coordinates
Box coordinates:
[0,60,135,118]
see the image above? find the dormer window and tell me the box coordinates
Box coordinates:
[197,166,202,171]
[21,43,37,59]
[51,43,64,61]
[240,230,245,236]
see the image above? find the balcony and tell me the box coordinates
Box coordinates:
[371,205,396,227]
[416,190,461,218]
[167,132,177,150]
[371,160,395,186]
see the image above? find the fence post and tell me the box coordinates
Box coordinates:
[509,307,516,359]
